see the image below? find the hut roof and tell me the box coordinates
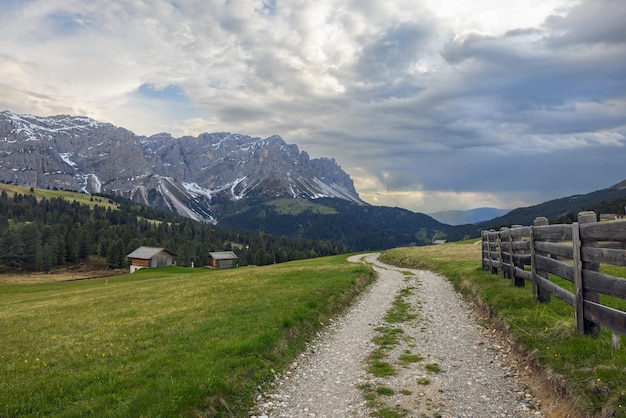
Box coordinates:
[127,246,177,260]
[209,251,238,260]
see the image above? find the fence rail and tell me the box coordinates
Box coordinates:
[481,211,626,337]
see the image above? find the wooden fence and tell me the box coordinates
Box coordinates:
[481,211,626,337]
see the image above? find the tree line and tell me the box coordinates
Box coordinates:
[0,190,348,273]
[553,196,626,224]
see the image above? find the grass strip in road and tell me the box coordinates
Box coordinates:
[380,242,626,417]
[0,255,373,417]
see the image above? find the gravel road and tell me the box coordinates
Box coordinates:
[252,253,545,418]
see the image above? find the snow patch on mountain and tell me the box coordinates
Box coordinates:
[182,182,214,200]
[59,152,78,167]
[76,173,102,194]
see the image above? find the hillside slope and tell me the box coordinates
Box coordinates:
[463,181,626,236]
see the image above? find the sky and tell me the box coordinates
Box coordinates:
[1,0,625,214]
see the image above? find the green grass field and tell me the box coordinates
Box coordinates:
[381,242,626,417]
[0,183,119,211]
[4,240,626,417]
[0,256,373,417]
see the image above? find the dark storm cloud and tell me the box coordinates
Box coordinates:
[1,0,625,212]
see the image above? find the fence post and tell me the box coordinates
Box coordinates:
[485,231,493,273]
[578,211,600,336]
[482,231,488,270]
[532,217,551,303]
[572,220,584,334]
[511,225,525,287]
[508,229,515,284]
[489,230,498,274]
[499,227,508,279]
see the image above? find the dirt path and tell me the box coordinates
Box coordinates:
[253,253,557,417]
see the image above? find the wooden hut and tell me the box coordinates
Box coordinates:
[208,251,238,268]
[126,246,177,273]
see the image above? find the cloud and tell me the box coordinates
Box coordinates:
[544,0,626,47]
[0,0,625,214]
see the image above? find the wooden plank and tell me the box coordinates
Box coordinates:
[580,220,626,242]
[508,226,531,239]
[533,241,573,259]
[513,254,531,266]
[501,227,530,239]
[535,274,576,306]
[511,241,531,251]
[581,246,626,266]
[598,242,626,250]
[533,224,573,241]
[514,267,532,281]
[583,269,626,299]
[535,254,574,282]
[488,251,501,260]
[583,300,626,335]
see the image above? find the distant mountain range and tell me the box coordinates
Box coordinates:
[441,180,626,240]
[2,110,625,251]
[0,110,362,223]
[0,110,457,249]
[428,207,510,225]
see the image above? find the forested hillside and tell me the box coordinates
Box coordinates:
[0,186,347,273]
[466,182,626,235]
[220,197,459,251]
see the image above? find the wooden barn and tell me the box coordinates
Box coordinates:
[126,246,177,273]
[208,251,238,268]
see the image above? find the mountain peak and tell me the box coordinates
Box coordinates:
[0,110,364,223]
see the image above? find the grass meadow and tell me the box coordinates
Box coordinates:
[4,240,626,417]
[0,183,119,211]
[0,255,373,417]
[381,242,626,417]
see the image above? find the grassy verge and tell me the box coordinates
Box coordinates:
[0,255,373,417]
[380,242,626,417]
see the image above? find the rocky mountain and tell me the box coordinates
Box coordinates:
[0,110,364,223]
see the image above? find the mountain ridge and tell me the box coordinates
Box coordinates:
[463,183,626,236]
[0,110,364,223]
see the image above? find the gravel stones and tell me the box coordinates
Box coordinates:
[252,253,543,417]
